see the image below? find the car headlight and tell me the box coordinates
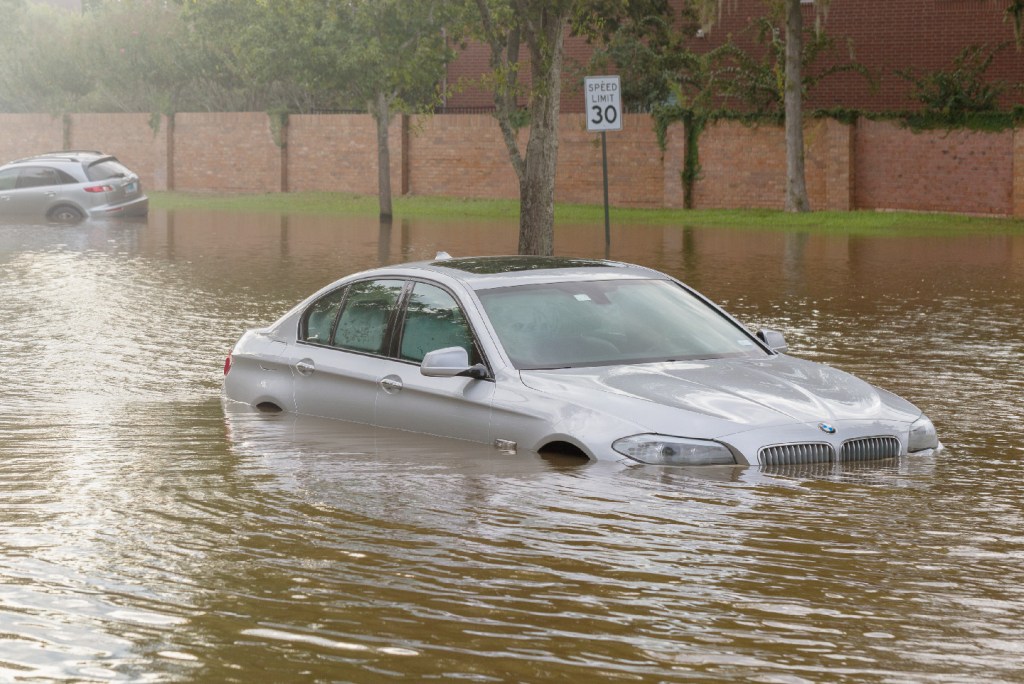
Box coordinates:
[908,415,938,452]
[612,434,736,466]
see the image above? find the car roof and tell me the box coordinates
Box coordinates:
[379,255,667,290]
[5,150,111,166]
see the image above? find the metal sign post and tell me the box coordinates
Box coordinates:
[584,75,622,250]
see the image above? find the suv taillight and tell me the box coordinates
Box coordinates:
[84,185,114,193]
[223,354,232,375]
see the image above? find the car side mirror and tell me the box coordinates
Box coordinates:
[755,328,789,353]
[420,346,488,379]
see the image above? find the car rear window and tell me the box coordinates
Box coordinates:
[86,159,132,181]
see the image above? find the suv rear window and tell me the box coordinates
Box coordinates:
[86,159,132,181]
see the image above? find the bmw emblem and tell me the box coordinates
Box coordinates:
[818,422,837,434]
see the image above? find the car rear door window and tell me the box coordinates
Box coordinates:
[398,282,480,364]
[301,287,347,344]
[16,167,60,189]
[332,279,404,354]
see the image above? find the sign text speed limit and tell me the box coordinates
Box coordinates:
[584,76,622,132]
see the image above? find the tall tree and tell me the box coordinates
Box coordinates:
[341,0,456,220]
[782,0,810,211]
[472,0,666,255]
[187,0,455,220]
[694,0,830,213]
[473,0,572,255]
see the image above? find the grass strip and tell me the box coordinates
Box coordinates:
[150,191,1024,236]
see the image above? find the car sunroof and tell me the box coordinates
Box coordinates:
[433,256,618,274]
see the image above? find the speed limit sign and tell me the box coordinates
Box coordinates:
[585,75,622,132]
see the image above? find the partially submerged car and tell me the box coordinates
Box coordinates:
[223,255,942,467]
[0,150,148,222]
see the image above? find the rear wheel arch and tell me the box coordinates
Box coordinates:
[47,204,85,222]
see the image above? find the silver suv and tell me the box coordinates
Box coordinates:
[0,150,148,222]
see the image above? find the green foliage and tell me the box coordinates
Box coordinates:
[0,0,458,117]
[267,109,289,149]
[1006,0,1024,48]
[597,2,870,209]
[898,44,1012,124]
[720,16,873,117]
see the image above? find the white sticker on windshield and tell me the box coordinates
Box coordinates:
[739,340,754,346]
[574,294,592,302]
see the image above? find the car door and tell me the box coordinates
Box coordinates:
[6,167,64,215]
[373,281,495,444]
[290,278,405,426]
[0,168,22,214]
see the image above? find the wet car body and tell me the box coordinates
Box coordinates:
[223,256,942,467]
[0,150,148,221]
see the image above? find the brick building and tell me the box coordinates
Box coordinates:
[444,0,1024,113]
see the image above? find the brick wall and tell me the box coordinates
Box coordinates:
[68,113,170,192]
[1015,129,1024,217]
[687,119,854,211]
[172,112,283,193]
[854,118,1014,215]
[408,114,520,200]
[288,114,402,195]
[0,114,63,164]
[4,110,1021,218]
[556,114,665,207]
[408,113,665,207]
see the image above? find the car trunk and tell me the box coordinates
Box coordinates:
[85,157,143,206]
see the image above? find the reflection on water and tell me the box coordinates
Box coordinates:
[1,211,1023,681]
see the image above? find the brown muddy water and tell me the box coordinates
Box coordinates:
[1,209,1023,683]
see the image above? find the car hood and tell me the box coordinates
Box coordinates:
[519,355,921,437]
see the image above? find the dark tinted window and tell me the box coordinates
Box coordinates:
[300,287,347,344]
[85,159,131,181]
[398,282,480,364]
[332,279,404,354]
[16,167,60,189]
[56,169,79,184]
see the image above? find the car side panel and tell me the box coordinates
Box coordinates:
[2,186,62,215]
[287,344,383,425]
[374,362,495,443]
[224,333,295,411]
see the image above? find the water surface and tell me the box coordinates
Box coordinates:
[1,210,1022,682]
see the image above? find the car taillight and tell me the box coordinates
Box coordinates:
[84,185,114,193]
[224,354,232,375]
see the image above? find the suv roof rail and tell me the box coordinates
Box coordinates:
[13,150,105,161]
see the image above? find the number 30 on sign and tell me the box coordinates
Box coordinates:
[584,75,622,132]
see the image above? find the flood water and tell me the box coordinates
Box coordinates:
[1,209,1023,682]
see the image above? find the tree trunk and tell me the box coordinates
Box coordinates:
[517,13,566,256]
[374,91,393,221]
[784,0,810,213]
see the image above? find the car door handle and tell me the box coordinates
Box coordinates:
[44,191,57,197]
[295,359,315,376]
[379,376,403,394]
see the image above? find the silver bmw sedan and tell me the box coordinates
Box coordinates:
[223,255,942,467]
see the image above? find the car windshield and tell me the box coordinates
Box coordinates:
[476,278,767,369]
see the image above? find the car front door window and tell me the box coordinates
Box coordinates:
[399,282,481,365]
[0,168,19,191]
[17,167,59,188]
